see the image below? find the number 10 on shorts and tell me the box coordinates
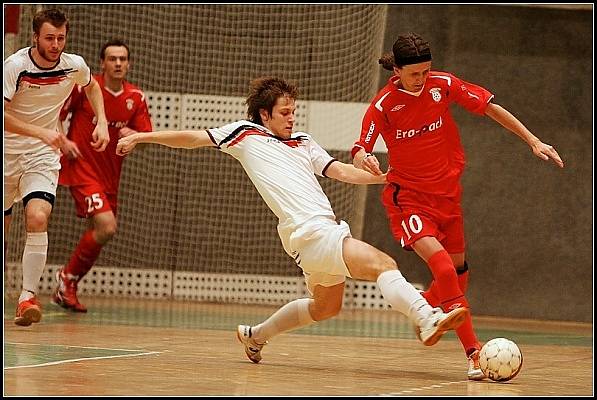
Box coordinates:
[400,214,423,247]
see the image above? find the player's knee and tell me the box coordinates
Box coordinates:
[24,209,49,231]
[96,220,117,243]
[374,252,398,276]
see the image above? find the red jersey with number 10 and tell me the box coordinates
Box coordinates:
[353,71,493,196]
[59,74,153,193]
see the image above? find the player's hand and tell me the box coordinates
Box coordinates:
[91,121,110,152]
[118,127,137,138]
[60,137,83,160]
[367,171,388,184]
[532,141,564,168]
[116,134,137,156]
[38,128,66,149]
[359,153,384,176]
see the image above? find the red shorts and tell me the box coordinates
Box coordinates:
[69,183,117,218]
[382,183,465,253]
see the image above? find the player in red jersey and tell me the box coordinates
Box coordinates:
[52,38,153,312]
[351,32,563,380]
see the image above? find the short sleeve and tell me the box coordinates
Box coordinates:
[70,54,92,87]
[3,58,19,101]
[207,120,248,148]
[449,74,494,115]
[307,136,335,177]
[130,91,153,132]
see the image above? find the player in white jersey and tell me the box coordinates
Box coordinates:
[3,8,109,326]
[116,77,471,368]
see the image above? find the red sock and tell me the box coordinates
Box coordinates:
[63,229,102,281]
[422,280,441,307]
[427,250,479,354]
[456,313,481,356]
[424,262,469,307]
[454,265,478,354]
[426,250,462,302]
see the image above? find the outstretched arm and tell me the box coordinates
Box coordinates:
[116,129,214,156]
[485,102,564,168]
[325,160,387,185]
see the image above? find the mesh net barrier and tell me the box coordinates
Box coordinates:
[6,4,387,278]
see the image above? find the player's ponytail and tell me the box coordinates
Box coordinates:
[378,53,396,71]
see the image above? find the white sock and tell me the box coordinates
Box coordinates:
[19,290,35,303]
[20,232,48,301]
[377,269,434,325]
[252,298,315,343]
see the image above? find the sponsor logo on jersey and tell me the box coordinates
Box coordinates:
[92,116,128,129]
[126,98,134,110]
[266,136,307,148]
[429,87,442,102]
[395,116,443,140]
[110,121,128,129]
[365,121,375,143]
[391,104,405,112]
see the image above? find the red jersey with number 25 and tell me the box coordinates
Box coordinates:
[353,71,493,197]
[59,74,152,193]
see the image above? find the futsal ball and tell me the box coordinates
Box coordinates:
[478,338,523,382]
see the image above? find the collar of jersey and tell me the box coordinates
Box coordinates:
[389,75,424,97]
[252,124,303,142]
[28,47,61,70]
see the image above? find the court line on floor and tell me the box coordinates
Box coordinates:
[5,351,162,370]
[6,341,153,352]
[380,380,468,396]
[5,342,162,370]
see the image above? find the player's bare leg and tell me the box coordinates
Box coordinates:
[237,283,342,363]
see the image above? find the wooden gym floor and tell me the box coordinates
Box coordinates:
[3,297,593,396]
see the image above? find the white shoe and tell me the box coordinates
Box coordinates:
[467,349,486,380]
[237,325,267,363]
[418,307,469,346]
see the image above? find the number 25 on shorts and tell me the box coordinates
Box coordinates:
[85,193,104,213]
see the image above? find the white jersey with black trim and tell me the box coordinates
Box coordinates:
[4,47,92,154]
[207,120,338,247]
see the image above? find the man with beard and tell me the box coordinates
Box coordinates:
[4,8,109,326]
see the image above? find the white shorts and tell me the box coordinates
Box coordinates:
[287,218,352,295]
[4,151,60,212]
